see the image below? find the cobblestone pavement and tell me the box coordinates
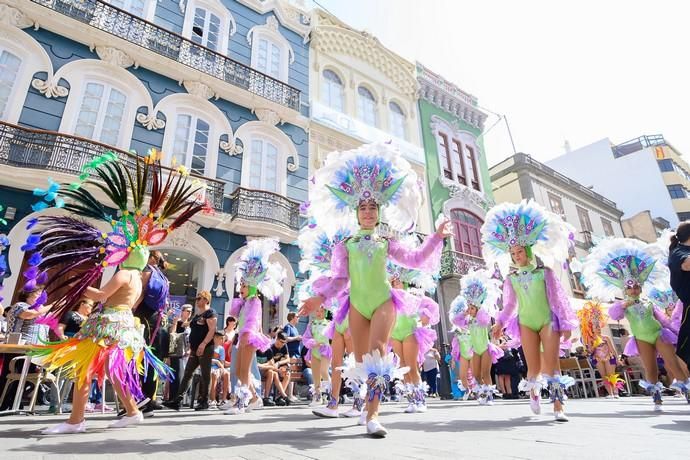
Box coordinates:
[0,396,688,459]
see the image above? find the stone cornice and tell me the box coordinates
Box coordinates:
[310,10,418,96]
[417,62,487,130]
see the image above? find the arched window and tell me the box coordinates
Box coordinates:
[0,50,22,120]
[248,137,280,192]
[183,0,235,53]
[73,82,127,146]
[388,101,406,139]
[450,209,483,257]
[171,114,211,176]
[357,85,377,126]
[107,0,153,18]
[248,16,294,82]
[322,70,344,112]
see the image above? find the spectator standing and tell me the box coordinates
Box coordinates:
[163,290,217,411]
[134,251,170,416]
[166,304,192,402]
[422,348,441,397]
[209,332,229,408]
[283,312,302,357]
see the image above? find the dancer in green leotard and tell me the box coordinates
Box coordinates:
[582,237,690,411]
[299,144,448,437]
[483,201,577,422]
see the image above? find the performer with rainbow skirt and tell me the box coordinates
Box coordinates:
[299,143,449,437]
[485,200,577,422]
[581,238,690,410]
[577,300,622,398]
[450,269,503,405]
[224,238,285,415]
[28,150,204,434]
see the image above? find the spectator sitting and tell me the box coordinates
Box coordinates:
[6,285,51,345]
[224,316,237,343]
[209,332,229,408]
[259,332,292,406]
[300,340,313,391]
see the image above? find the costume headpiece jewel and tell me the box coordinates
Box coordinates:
[581,238,668,301]
[235,238,285,300]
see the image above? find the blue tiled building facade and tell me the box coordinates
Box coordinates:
[0,0,311,325]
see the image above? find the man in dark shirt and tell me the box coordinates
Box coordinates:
[283,312,302,358]
[163,290,217,411]
[263,332,292,406]
[668,231,690,367]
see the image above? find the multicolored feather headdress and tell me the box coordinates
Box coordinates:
[577,300,607,350]
[235,238,285,300]
[581,238,668,301]
[385,233,438,293]
[309,143,422,233]
[460,268,501,316]
[297,220,354,276]
[448,295,469,329]
[646,286,678,311]
[21,149,206,325]
[481,200,574,273]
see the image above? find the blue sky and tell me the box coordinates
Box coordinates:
[306,0,690,166]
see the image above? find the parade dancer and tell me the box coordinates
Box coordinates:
[485,201,578,422]
[225,238,285,415]
[299,143,449,437]
[577,300,622,398]
[303,304,333,407]
[296,221,361,419]
[449,297,474,399]
[388,255,440,414]
[28,150,203,434]
[450,269,503,406]
[581,238,690,410]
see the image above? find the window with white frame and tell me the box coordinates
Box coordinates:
[255,37,281,79]
[389,101,406,139]
[191,6,222,51]
[73,82,127,146]
[357,86,377,126]
[248,138,279,193]
[322,70,344,112]
[0,50,22,120]
[171,114,211,176]
[108,0,146,17]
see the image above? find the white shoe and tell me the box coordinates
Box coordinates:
[404,402,417,413]
[208,401,217,409]
[342,395,353,404]
[219,400,234,411]
[605,394,614,399]
[366,419,388,438]
[530,389,541,415]
[342,407,362,418]
[108,411,144,429]
[415,403,428,413]
[313,406,339,418]
[654,403,663,412]
[224,407,246,415]
[614,394,620,399]
[248,398,262,411]
[308,395,322,407]
[554,410,569,422]
[41,421,86,435]
[358,410,368,426]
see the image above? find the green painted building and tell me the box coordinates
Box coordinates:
[416,62,495,343]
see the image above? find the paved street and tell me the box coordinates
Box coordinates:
[0,397,688,459]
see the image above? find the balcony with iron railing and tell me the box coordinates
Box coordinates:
[0,121,225,211]
[29,0,301,111]
[440,250,485,278]
[228,187,300,232]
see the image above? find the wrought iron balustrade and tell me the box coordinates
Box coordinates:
[229,187,300,231]
[439,250,485,277]
[32,0,301,111]
[0,121,225,211]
